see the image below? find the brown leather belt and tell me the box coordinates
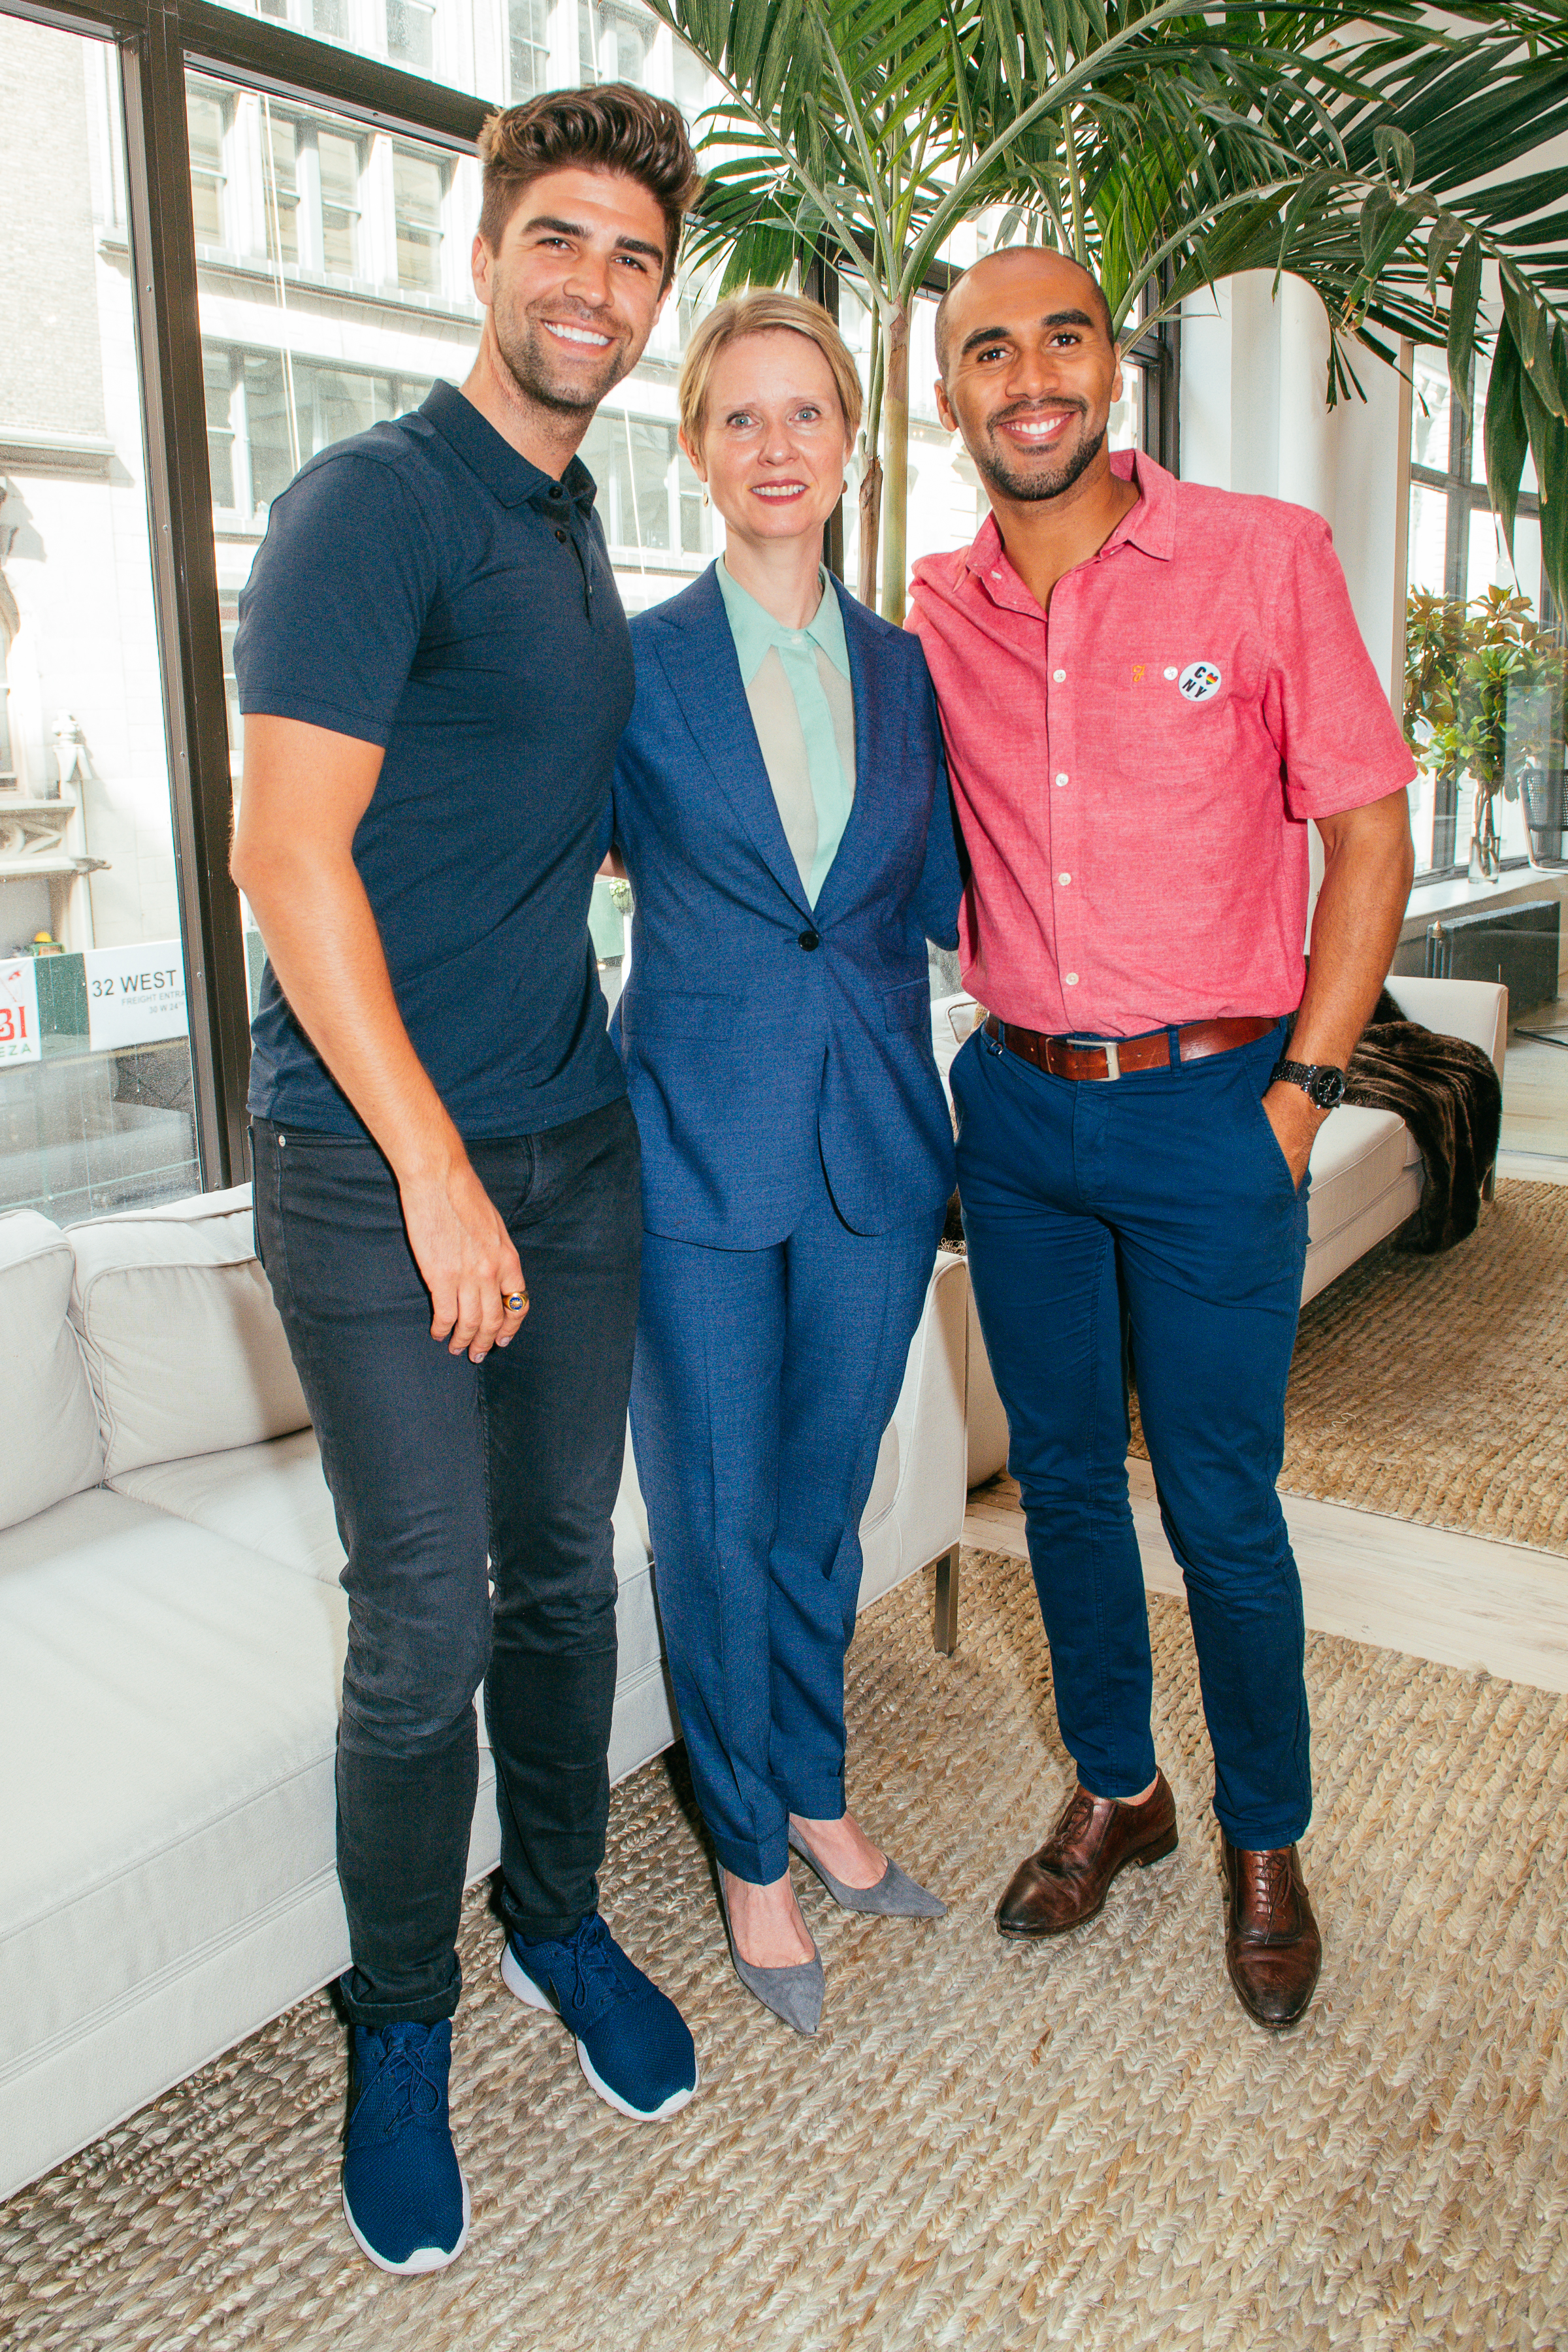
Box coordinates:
[981,1013,1277,1081]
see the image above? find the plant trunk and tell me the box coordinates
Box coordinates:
[880,301,910,623]
[857,458,883,606]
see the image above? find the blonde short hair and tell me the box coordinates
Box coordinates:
[678,290,864,454]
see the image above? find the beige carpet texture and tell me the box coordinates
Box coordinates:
[1128,1175,1568,1555]
[5,1548,1568,2352]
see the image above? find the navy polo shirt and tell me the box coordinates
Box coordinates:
[235,379,631,1140]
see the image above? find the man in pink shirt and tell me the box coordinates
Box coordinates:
[908,248,1415,2029]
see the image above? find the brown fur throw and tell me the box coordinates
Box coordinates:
[1341,987,1502,1254]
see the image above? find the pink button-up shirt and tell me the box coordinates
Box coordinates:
[907,450,1415,1039]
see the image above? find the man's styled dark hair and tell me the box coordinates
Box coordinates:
[478,86,702,291]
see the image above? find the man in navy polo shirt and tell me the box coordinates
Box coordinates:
[231,87,702,2274]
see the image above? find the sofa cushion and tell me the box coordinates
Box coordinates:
[1305,1106,1411,1249]
[69,1184,310,1477]
[114,1423,668,1695]
[112,1429,347,1585]
[0,1484,513,2203]
[0,1210,103,1531]
[0,1488,348,2117]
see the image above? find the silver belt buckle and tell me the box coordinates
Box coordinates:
[1068,1036,1120,1080]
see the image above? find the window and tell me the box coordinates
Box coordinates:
[508,0,549,100]
[1404,344,1560,879]
[393,146,446,293]
[188,89,227,244]
[318,129,363,273]
[385,0,434,74]
[672,34,708,120]
[579,0,653,85]
[262,106,301,266]
[578,413,711,564]
[203,344,434,519]
[203,346,238,506]
[0,15,197,1220]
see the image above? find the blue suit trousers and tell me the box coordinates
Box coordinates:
[953,1020,1313,1849]
[631,1159,943,1884]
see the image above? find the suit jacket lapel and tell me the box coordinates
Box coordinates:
[810,580,886,926]
[646,565,809,914]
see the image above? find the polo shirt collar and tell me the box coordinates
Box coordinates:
[715,556,851,686]
[962,446,1176,612]
[419,380,597,515]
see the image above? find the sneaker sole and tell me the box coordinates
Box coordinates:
[500,1942,698,2123]
[342,2171,471,2276]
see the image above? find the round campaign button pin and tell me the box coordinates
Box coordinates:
[1178,660,1223,702]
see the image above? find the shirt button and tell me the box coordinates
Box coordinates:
[1064,972,1080,987]
[1053,668,1066,683]
[555,527,567,543]
[1058,872,1071,886]
[992,570,1004,581]
[1054,772,1068,787]
[798,928,820,951]
[549,483,564,498]
[1164,665,1178,679]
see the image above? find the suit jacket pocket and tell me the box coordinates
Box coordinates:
[883,978,931,1033]
[622,988,725,1041]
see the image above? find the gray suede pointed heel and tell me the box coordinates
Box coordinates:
[787,1825,947,1919]
[719,1879,824,2036]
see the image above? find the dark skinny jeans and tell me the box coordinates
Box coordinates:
[252,1096,640,2026]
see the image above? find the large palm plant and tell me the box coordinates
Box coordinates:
[642,0,1568,622]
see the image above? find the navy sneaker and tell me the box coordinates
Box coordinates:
[340,2019,470,2275]
[501,1912,698,2122]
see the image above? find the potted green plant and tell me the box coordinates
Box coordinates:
[642,0,1568,621]
[1405,584,1568,877]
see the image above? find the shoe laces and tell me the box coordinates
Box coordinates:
[1235,1846,1294,1931]
[546,1914,630,2027]
[363,2024,446,2137]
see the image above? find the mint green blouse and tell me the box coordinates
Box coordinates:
[715,555,857,907]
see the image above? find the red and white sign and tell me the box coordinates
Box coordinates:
[0,956,42,1066]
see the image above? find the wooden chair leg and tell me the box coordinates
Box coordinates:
[932,1543,960,1656]
[1483,1160,1497,1202]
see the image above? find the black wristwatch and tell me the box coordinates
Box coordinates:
[1271,1057,1347,1111]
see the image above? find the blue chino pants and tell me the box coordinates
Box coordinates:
[631,1158,943,1886]
[952,1021,1312,1849]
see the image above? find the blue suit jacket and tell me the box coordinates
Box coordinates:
[609,563,962,1248]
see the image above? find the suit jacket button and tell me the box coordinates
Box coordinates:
[798,928,820,950]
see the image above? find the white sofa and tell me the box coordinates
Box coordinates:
[933,977,1510,1487]
[0,1191,967,2206]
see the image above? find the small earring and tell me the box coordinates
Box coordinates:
[702,488,710,507]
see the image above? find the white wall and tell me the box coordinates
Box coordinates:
[1181,273,1409,702]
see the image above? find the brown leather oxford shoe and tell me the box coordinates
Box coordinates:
[1222,1837,1322,2029]
[996,1771,1179,1938]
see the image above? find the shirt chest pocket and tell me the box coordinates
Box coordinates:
[1103,655,1243,787]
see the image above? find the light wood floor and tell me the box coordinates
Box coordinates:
[1501,1004,1568,1160]
[964,1461,1568,1695]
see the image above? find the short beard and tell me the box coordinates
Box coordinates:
[974,414,1107,504]
[493,303,630,419]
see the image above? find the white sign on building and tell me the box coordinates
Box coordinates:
[0,957,42,1066]
[84,940,188,1051]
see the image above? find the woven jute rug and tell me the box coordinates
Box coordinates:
[1128,1176,1568,1555]
[5,1548,1568,2352]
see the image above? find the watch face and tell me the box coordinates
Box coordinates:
[1307,1067,1346,1111]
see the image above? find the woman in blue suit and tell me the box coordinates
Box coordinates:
[608,291,961,2034]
